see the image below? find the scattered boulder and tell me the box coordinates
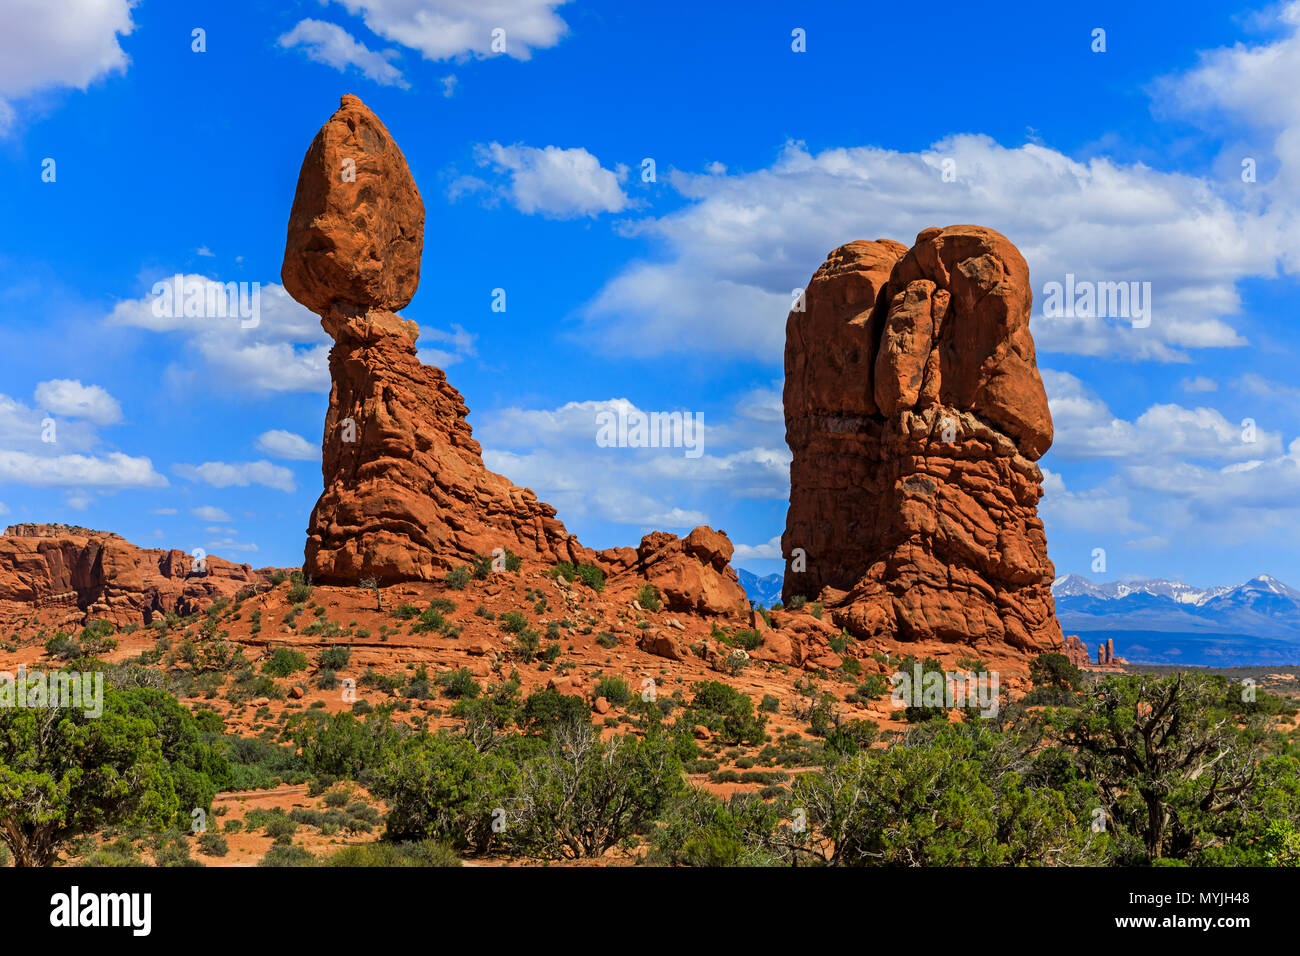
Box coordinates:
[604,527,748,618]
[638,629,690,662]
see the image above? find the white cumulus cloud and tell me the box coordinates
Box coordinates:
[0,0,135,133]
[255,429,320,461]
[174,460,296,493]
[278,18,409,88]
[33,379,123,425]
[329,0,571,61]
[472,143,630,218]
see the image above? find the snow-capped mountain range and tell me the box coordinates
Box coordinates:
[1051,573,1298,608]
[1052,573,1300,665]
[739,570,1300,664]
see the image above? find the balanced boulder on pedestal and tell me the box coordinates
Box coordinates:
[282,95,590,583]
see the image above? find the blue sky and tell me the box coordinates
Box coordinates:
[2,0,1299,590]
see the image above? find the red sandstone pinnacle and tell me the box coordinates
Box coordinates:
[283,97,745,603]
[782,225,1061,656]
[282,95,594,583]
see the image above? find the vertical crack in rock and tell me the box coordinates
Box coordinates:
[782,225,1062,654]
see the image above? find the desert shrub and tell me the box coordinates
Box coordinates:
[1023,651,1084,706]
[688,681,767,745]
[894,656,954,723]
[321,839,461,867]
[597,631,619,649]
[259,844,314,867]
[445,566,472,590]
[411,608,447,634]
[551,561,605,592]
[153,832,202,867]
[509,723,683,859]
[290,709,399,783]
[318,646,352,670]
[263,816,298,844]
[222,735,308,790]
[649,788,784,866]
[636,584,662,612]
[594,675,632,706]
[437,668,481,700]
[263,647,309,677]
[79,837,143,867]
[521,689,589,738]
[792,726,1106,866]
[760,695,780,714]
[197,832,229,857]
[370,732,519,853]
[322,788,352,809]
[43,632,83,660]
[512,629,542,663]
[499,611,528,634]
[849,674,890,703]
[824,719,879,759]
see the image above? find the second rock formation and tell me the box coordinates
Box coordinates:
[782,225,1061,655]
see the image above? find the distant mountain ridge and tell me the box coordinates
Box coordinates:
[1052,573,1300,665]
[736,569,784,608]
[737,570,1300,664]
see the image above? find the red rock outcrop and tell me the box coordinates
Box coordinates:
[782,225,1061,656]
[1063,633,1091,668]
[0,525,269,626]
[603,527,748,618]
[284,95,592,583]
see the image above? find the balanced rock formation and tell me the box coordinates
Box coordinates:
[0,525,268,626]
[284,96,592,584]
[782,225,1060,655]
